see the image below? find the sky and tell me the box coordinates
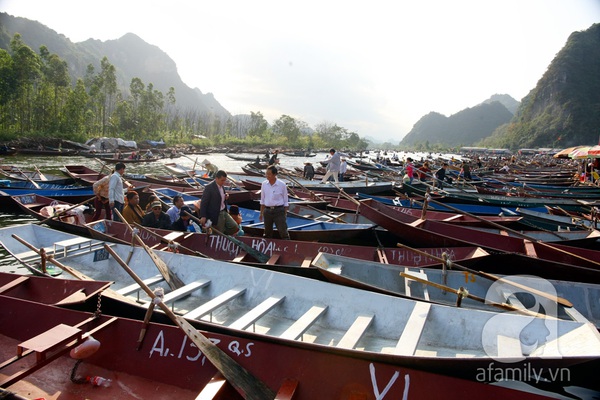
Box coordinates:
[2,1,599,142]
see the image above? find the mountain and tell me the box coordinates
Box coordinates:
[0,13,229,117]
[481,23,600,149]
[400,99,515,148]
[480,94,520,115]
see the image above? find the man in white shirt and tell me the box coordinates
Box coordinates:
[321,148,348,183]
[108,162,126,221]
[259,166,290,240]
[338,158,348,182]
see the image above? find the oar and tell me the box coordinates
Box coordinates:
[133,222,211,259]
[114,208,185,290]
[15,166,40,189]
[34,196,97,225]
[184,211,271,264]
[103,243,275,400]
[396,242,573,307]
[425,196,600,268]
[33,165,48,181]
[399,272,553,318]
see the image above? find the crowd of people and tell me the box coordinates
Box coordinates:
[91,160,290,239]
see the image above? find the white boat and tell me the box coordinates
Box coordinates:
[2,224,600,385]
[312,252,600,329]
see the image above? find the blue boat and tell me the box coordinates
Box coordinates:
[0,186,95,211]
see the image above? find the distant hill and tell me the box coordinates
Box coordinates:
[480,94,520,114]
[0,13,229,117]
[481,23,600,149]
[400,98,515,148]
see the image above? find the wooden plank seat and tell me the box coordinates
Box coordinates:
[17,324,82,362]
[403,269,430,301]
[337,314,374,349]
[150,279,211,311]
[266,254,280,265]
[229,295,285,331]
[195,372,228,400]
[116,274,165,297]
[275,378,299,400]
[301,257,313,268]
[53,237,93,257]
[162,231,185,242]
[232,251,248,263]
[0,276,29,295]
[280,305,328,340]
[183,287,246,321]
[394,302,431,356]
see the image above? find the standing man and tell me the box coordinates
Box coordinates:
[259,166,290,240]
[166,195,184,224]
[269,150,280,166]
[338,158,348,182]
[199,170,239,235]
[121,191,145,225]
[109,162,126,221]
[434,163,448,188]
[303,161,315,180]
[321,148,348,184]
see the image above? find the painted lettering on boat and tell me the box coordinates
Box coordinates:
[208,235,242,256]
[148,331,254,363]
[386,248,459,266]
[369,363,409,399]
[316,245,352,257]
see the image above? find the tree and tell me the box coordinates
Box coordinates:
[272,115,301,146]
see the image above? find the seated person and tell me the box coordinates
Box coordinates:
[171,206,196,232]
[141,201,172,229]
[121,191,144,225]
[229,205,243,235]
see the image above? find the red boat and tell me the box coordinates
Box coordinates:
[0,273,557,399]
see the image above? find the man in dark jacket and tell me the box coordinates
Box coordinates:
[199,170,239,235]
[141,201,171,229]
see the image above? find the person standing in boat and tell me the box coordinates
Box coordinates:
[108,162,126,221]
[460,160,472,181]
[199,170,239,235]
[269,150,280,166]
[303,161,315,180]
[404,157,415,184]
[92,174,111,221]
[321,148,348,184]
[259,166,290,240]
[434,163,448,188]
[122,191,145,225]
[339,158,348,182]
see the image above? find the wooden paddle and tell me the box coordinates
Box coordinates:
[33,165,48,181]
[104,243,275,400]
[425,196,600,268]
[34,196,97,225]
[399,272,552,318]
[14,166,40,189]
[114,208,185,290]
[396,242,573,308]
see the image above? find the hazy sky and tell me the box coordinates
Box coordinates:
[2,0,599,141]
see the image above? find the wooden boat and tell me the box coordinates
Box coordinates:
[281,151,316,157]
[225,153,268,162]
[0,187,95,212]
[95,156,160,163]
[516,207,598,231]
[312,252,600,329]
[401,182,597,213]
[163,162,208,177]
[240,176,395,195]
[11,193,105,237]
[2,229,599,385]
[0,166,75,186]
[0,275,560,400]
[356,199,600,270]
[84,219,489,270]
[16,148,79,156]
[238,207,375,242]
[62,165,253,205]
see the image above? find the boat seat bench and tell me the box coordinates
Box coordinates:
[280,305,328,340]
[53,237,93,257]
[337,314,374,349]
[229,295,285,331]
[116,274,165,297]
[394,302,431,356]
[184,287,246,321]
[143,279,210,310]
